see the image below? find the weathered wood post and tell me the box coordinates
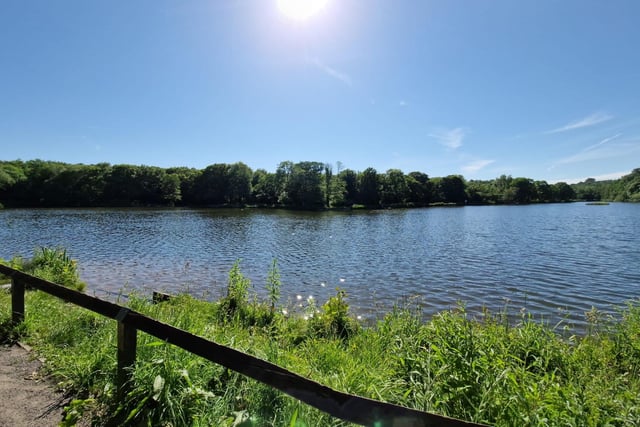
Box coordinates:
[152,291,172,304]
[11,277,25,325]
[116,308,137,399]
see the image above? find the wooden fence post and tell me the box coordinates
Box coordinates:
[116,309,137,399]
[11,277,25,325]
[152,291,172,304]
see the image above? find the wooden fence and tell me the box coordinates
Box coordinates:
[0,264,486,427]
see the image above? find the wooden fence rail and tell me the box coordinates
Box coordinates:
[0,264,486,427]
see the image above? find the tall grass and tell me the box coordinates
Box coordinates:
[0,247,86,291]
[1,256,640,425]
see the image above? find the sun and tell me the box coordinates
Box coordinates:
[277,0,329,21]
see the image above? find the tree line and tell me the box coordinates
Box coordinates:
[0,159,638,209]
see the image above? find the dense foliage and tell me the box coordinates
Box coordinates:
[1,160,638,209]
[1,257,639,426]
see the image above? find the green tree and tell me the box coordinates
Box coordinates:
[159,173,181,206]
[551,182,576,202]
[14,160,67,206]
[338,169,358,206]
[436,175,466,205]
[357,167,380,206]
[328,174,348,207]
[406,171,433,205]
[251,169,278,205]
[534,180,553,202]
[466,180,500,204]
[226,162,252,204]
[275,161,294,205]
[510,177,537,204]
[192,164,230,205]
[0,161,27,194]
[493,174,513,202]
[606,168,640,202]
[166,167,199,205]
[103,164,139,205]
[285,161,325,209]
[380,169,409,205]
[324,163,333,208]
[623,168,640,202]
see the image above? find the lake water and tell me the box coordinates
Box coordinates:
[1,204,639,328]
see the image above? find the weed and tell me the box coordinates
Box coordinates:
[1,259,640,426]
[309,289,359,340]
[0,247,86,291]
[220,259,251,320]
[266,259,281,312]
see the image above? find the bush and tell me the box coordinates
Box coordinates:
[3,257,640,426]
[309,289,359,340]
[0,247,86,291]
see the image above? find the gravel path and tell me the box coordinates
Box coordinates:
[0,344,67,427]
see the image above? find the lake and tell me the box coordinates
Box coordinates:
[1,203,639,328]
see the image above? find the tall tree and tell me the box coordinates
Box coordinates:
[275,161,294,205]
[552,182,576,202]
[436,175,466,205]
[380,169,409,205]
[534,180,553,202]
[338,169,358,206]
[285,161,325,209]
[251,169,278,205]
[406,171,433,205]
[192,164,230,205]
[357,167,380,206]
[166,167,199,205]
[511,178,537,204]
[324,163,333,208]
[227,162,252,204]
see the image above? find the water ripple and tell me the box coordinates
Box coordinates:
[1,204,640,330]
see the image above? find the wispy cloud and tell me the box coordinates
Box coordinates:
[545,112,612,134]
[462,159,495,174]
[429,127,466,149]
[399,100,407,107]
[554,171,631,185]
[583,133,622,152]
[553,138,640,167]
[306,56,352,86]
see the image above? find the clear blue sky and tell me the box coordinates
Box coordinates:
[2,0,639,183]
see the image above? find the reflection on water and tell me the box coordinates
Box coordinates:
[1,204,639,329]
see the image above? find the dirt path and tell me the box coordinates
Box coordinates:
[0,344,67,427]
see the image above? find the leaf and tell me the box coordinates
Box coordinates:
[289,408,298,427]
[152,375,165,401]
[232,410,249,426]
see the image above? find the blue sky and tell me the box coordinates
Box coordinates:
[2,0,639,183]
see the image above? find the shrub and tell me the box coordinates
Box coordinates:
[0,247,86,291]
[309,289,359,340]
[30,247,86,291]
[219,260,252,321]
[266,259,281,312]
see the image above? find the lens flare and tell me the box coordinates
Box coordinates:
[277,0,329,21]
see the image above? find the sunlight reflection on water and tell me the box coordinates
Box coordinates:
[2,204,639,330]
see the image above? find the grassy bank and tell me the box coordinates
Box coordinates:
[1,253,640,426]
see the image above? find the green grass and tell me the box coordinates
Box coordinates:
[1,256,640,426]
[1,247,86,291]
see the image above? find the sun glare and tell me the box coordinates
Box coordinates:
[277,0,329,21]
